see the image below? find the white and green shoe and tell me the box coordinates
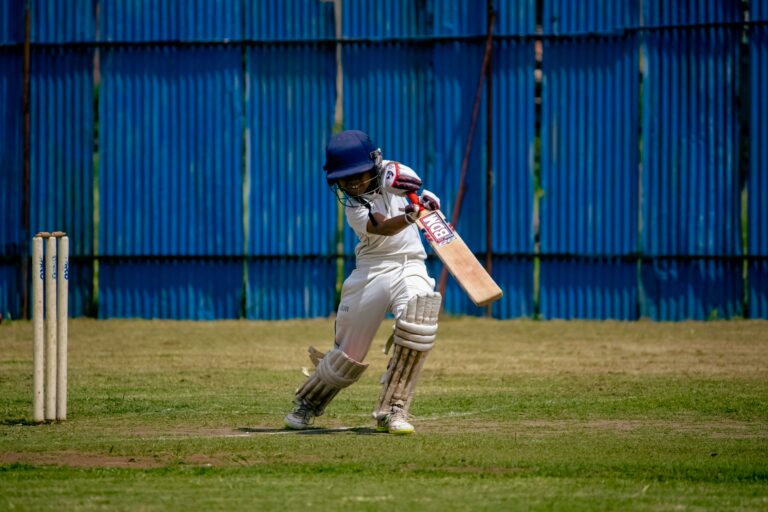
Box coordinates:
[376,404,414,435]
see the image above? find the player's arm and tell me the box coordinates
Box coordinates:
[366,189,441,236]
[366,211,414,236]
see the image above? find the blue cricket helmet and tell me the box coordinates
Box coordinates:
[323,130,380,183]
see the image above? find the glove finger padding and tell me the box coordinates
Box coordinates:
[419,189,441,211]
[382,162,422,195]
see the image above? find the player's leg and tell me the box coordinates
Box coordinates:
[284,347,369,429]
[285,266,391,429]
[334,266,392,362]
[375,261,441,434]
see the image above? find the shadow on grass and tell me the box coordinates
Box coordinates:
[0,419,46,427]
[235,426,379,436]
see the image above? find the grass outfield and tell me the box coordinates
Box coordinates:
[0,318,766,511]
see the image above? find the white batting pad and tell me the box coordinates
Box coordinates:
[393,292,441,351]
[376,292,441,417]
[295,348,368,416]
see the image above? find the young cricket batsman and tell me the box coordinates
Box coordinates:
[284,129,442,435]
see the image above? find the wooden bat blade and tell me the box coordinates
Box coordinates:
[416,210,502,306]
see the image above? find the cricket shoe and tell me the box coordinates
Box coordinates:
[376,404,414,435]
[284,401,318,430]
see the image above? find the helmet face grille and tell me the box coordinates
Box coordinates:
[329,172,381,207]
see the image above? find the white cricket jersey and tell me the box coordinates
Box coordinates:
[345,161,427,263]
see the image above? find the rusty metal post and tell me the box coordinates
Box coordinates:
[485,1,495,317]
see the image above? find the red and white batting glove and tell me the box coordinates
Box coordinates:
[419,189,441,211]
[382,162,422,196]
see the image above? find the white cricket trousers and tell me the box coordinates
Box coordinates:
[335,256,435,362]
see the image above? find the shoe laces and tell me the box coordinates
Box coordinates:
[388,404,410,423]
[293,401,317,423]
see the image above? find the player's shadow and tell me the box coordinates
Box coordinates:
[236,426,379,436]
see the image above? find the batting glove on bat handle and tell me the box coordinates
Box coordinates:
[419,189,441,211]
[404,203,420,224]
[407,192,424,212]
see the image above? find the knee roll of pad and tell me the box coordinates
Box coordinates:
[295,348,368,416]
[393,292,442,352]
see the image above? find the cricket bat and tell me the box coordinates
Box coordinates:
[407,193,503,306]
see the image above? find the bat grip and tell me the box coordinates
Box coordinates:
[406,192,423,211]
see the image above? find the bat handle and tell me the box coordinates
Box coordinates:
[406,192,423,211]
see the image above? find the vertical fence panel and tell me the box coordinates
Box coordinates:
[343,0,433,38]
[246,258,336,319]
[98,47,243,319]
[0,1,23,43]
[749,24,768,318]
[0,7,24,318]
[31,0,95,42]
[541,38,638,256]
[99,258,240,319]
[754,1,768,21]
[30,48,93,255]
[540,258,637,320]
[0,264,21,319]
[245,44,337,319]
[642,29,741,256]
[641,27,742,319]
[0,51,23,257]
[495,0,536,35]
[431,0,485,36]
[641,259,743,320]
[539,36,639,319]
[247,45,336,257]
[490,40,536,317]
[243,0,334,40]
[544,0,639,34]
[101,0,241,42]
[643,0,743,25]
[493,40,535,255]
[100,47,243,257]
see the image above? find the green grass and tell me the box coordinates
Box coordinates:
[1,318,767,510]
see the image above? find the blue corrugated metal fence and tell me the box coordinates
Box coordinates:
[0,0,765,321]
